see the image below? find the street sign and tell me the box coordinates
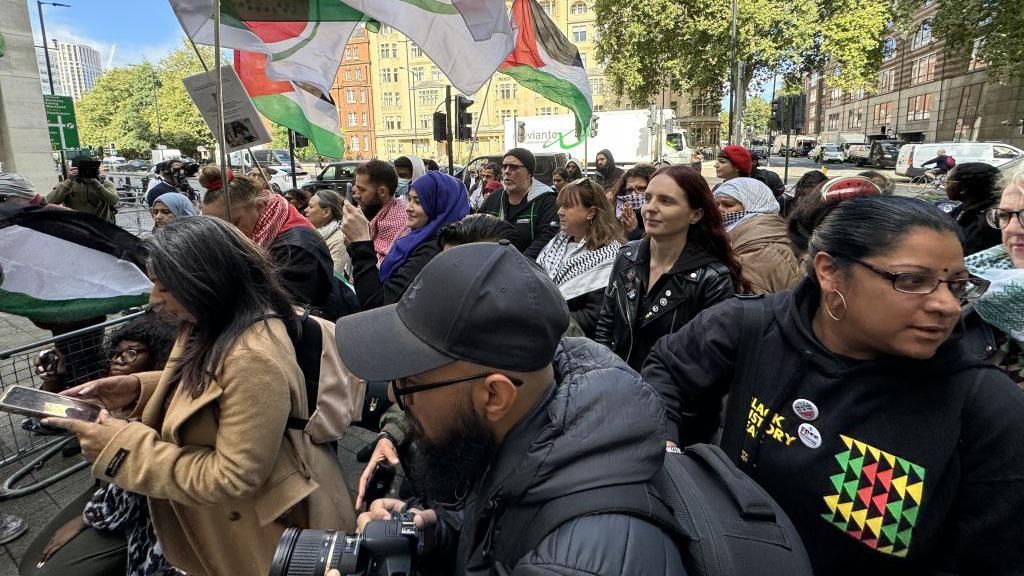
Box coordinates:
[44,95,80,151]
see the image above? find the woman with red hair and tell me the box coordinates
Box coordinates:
[595,165,745,370]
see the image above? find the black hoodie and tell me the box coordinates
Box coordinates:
[595,148,625,189]
[642,279,1024,575]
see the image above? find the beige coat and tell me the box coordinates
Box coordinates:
[322,225,352,280]
[730,214,803,294]
[93,319,356,576]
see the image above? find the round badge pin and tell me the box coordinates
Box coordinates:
[792,398,819,421]
[797,423,822,449]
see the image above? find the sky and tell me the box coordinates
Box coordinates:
[28,0,185,68]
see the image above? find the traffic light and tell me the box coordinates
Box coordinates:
[432,112,447,142]
[771,99,782,130]
[455,95,473,141]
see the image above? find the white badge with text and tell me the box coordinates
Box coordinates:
[797,423,822,449]
[792,398,819,421]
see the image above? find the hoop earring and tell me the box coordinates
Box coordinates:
[824,289,848,321]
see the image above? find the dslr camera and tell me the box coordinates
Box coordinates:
[270,512,421,576]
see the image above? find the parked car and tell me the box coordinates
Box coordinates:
[811,144,845,163]
[101,156,128,171]
[266,166,311,193]
[301,161,362,196]
[865,140,900,169]
[846,144,871,166]
[896,141,1024,177]
[749,145,769,161]
[125,159,151,172]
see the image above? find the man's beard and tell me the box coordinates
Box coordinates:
[360,196,383,221]
[404,401,497,506]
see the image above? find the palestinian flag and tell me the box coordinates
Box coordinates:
[500,0,593,135]
[170,0,369,94]
[235,50,346,159]
[0,207,150,324]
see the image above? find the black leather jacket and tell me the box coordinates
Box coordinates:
[594,238,736,370]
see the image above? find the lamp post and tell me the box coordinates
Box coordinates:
[38,1,70,179]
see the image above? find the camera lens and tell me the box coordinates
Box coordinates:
[269,528,344,576]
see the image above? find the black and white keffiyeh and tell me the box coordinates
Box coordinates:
[84,484,182,576]
[537,232,622,301]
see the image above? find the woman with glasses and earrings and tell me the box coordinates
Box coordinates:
[643,195,1024,575]
[963,164,1024,386]
[21,314,177,576]
[537,179,624,338]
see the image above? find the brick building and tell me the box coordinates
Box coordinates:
[332,27,376,160]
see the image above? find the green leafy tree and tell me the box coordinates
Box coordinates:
[743,97,771,136]
[595,0,892,107]
[926,0,1024,82]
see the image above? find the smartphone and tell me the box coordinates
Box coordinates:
[0,386,102,422]
[362,462,397,511]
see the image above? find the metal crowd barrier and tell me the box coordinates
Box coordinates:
[0,311,147,499]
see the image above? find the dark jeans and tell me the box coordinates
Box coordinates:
[18,484,127,576]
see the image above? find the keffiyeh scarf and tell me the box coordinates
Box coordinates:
[537,232,622,301]
[965,244,1024,384]
[251,193,289,248]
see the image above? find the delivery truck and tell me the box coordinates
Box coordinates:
[503,109,690,167]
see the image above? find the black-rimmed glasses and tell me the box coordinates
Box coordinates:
[848,258,989,300]
[391,372,524,411]
[985,208,1024,230]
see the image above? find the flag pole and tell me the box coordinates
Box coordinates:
[213,0,231,222]
[464,75,494,166]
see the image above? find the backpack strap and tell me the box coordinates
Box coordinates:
[286,308,323,430]
[719,296,767,468]
[493,482,685,572]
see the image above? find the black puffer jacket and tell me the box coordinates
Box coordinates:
[593,239,736,370]
[642,279,1024,575]
[432,338,685,575]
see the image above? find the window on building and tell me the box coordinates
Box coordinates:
[830,87,843,105]
[381,68,397,83]
[411,67,424,84]
[351,136,360,152]
[847,109,863,128]
[344,69,352,81]
[911,19,933,50]
[383,92,398,107]
[907,93,934,121]
[572,25,587,43]
[498,109,514,122]
[362,112,368,126]
[882,38,897,62]
[346,89,356,104]
[879,68,896,92]
[381,25,394,35]
[910,53,937,85]
[364,136,370,151]
[539,106,556,116]
[378,44,389,60]
[419,89,439,106]
[872,102,893,125]
[969,39,987,71]
[385,116,402,130]
[410,45,423,58]
[499,83,517,99]
[420,114,431,129]
[355,68,363,81]
[589,77,603,95]
[691,96,719,117]
[538,1,554,15]
[570,1,588,14]
[431,66,441,81]
[827,113,840,130]
[852,88,865,101]
[809,88,818,104]
[344,47,354,61]
[348,112,358,127]
[360,89,367,103]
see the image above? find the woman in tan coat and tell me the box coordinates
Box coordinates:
[714,177,802,294]
[45,217,356,576]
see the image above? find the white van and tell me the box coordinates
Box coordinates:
[895,142,1023,177]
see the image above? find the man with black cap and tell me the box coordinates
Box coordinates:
[338,242,684,575]
[478,148,559,259]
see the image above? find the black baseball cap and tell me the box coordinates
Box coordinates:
[335,242,570,381]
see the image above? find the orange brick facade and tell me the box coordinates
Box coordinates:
[332,28,376,160]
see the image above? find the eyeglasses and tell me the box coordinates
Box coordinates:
[110,348,149,363]
[985,208,1024,230]
[848,258,989,300]
[625,185,647,194]
[502,163,525,172]
[391,372,524,411]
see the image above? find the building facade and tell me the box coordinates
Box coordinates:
[355,0,719,163]
[332,27,376,160]
[51,39,102,101]
[803,3,1024,149]
[35,45,62,96]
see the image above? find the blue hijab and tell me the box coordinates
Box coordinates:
[379,171,470,281]
[154,192,197,218]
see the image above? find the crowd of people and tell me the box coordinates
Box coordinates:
[1,141,1023,576]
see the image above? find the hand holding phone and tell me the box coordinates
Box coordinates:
[0,386,102,422]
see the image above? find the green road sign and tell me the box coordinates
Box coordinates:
[44,95,80,151]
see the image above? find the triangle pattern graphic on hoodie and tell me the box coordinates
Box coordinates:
[821,434,927,558]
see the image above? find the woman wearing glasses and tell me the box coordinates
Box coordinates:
[643,195,1024,575]
[963,165,1024,386]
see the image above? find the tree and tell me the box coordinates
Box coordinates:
[594,0,892,107]
[743,97,771,136]
[269,124,317,161]
[926,0,1024,82]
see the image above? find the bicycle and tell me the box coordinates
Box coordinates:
[909,172,946,199]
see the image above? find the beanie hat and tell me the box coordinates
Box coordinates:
[719,145,753,177]
[504,148,537,176]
